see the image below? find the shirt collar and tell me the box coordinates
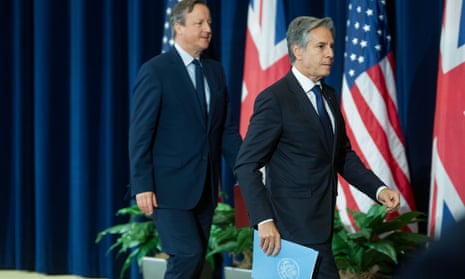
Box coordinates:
[291,66,321,93]
[174,43,199,66]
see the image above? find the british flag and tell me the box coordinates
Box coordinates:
[337,0,417,230]
[235,0,290,228]
[239,0,290,137]
[428,0,465,239]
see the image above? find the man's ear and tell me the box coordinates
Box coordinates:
[174,22,183,37]
[293,45,302,61]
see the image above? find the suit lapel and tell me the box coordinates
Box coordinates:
[286,72,333,154]
[202,61,215,129]
[202,60,224,131]
[168,50,208,128]
[321,83,339,155]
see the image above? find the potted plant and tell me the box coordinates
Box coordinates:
[97,201,428,279]
[332,204,430,279]
[96,202,250,279]
[207,202,253,279]
[95,204,162,279]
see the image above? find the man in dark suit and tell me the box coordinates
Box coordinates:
[234,16,400,279]
[128,0,241,278]
[395,218,465,279]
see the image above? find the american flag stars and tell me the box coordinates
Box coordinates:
[344,0,391,87]
[161,0,181,53]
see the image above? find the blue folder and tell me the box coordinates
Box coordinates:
[252,230,318,279]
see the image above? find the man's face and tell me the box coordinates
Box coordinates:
[293,26,334,83]
[175,4,212,57]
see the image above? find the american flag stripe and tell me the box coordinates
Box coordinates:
[343,74,410,192]
[338,0,416,230]
[352,71,411,190]
[337,179,362,228]
[339,96,411,228]
[342,100,411,210]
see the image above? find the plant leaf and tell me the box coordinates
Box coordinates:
[376,211,426,234]
[366,240,397,263]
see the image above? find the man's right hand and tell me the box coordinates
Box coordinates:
[257,221,281,256]
[135,191,158,215]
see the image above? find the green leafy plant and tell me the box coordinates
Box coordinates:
[207,202,254,269]
[96,202,253,278]
[332,204,430,278]
[95,205,161,279]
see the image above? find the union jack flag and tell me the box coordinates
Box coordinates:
[239,0,290,137]
[337,0,417,230]
[161,0,180,53]
[428,0,465,239]
[235,0,290,228]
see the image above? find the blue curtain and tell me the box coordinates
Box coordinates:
[0,0,443,278]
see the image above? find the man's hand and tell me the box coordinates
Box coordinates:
[378,188,400,214]
[135,192,158,215]
[257,221,281,256]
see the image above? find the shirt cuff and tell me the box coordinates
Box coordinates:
[258,219,273,226]
[376,185,388,201]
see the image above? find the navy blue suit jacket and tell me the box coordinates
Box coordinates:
[129,48,241,209]
[234,71,384,244]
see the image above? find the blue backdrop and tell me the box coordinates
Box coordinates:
[0,0,443,278]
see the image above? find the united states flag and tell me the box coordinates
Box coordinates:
[428,0,465,239]
[161,0,180,53]
[239,0,290,137]
[337,0,416,230]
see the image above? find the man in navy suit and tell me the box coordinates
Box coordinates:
[128,0,241,278]
[234,16,400,279]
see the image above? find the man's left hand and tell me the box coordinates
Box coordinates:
[378,188,400,213]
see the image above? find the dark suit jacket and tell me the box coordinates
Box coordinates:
[129,48,242,209]
[234,71,383,244]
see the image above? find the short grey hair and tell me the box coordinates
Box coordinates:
[170,0,207,39]
[286,16,335,64]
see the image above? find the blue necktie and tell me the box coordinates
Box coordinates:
[192,59,207,121]
[312,85,334,147]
